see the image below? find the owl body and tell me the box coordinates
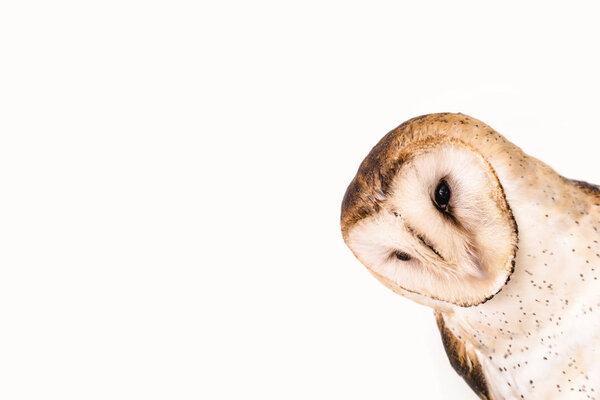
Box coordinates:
[446,180,600,398]
[341,113,600,399]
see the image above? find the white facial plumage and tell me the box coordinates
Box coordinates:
[347,139,516,307]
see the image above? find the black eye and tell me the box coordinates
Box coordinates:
[434,180,451,211]
[394,251,411,261]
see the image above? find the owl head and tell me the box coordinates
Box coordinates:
[341,113,518,307]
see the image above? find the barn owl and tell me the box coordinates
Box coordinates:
[340,113,600,399]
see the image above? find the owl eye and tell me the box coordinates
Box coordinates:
[434,180,451,211]
[394,251,411,261]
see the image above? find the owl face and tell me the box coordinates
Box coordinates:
[342,133,518,307]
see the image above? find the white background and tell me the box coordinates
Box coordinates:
[1,1,600,399]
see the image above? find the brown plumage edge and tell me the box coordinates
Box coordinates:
[568,178,600,197]
[435,312,492,400]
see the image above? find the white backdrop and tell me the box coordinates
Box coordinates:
[2,1,600,399]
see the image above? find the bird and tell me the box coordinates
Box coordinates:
[340,113,600,399]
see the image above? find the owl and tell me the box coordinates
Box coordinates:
[341,113,600,399]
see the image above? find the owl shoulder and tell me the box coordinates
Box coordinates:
[567,178,600,197]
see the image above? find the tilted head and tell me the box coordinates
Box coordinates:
[341,113,519,307]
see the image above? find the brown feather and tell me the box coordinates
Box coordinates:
[435,312,493,400]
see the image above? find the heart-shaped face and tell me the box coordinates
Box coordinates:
[341,119,517,307]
